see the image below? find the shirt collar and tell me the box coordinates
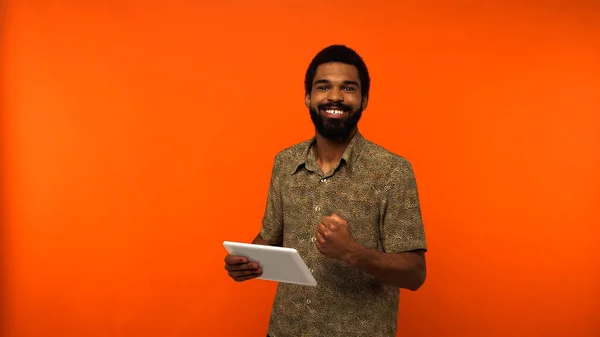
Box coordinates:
[290,130,366,175]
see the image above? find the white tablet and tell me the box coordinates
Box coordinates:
[223,241,317,287]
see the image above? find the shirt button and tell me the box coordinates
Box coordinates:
[310,236,316,243]
[320,178,327,183]
[306,299,311,304]
[309,268,314,273]
[315,205,321,212]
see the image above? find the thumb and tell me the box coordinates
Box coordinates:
[329,213,344,223]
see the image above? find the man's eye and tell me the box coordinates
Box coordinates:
[317,86,329,90]
[343,87,355,91]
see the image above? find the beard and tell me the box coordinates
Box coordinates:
[309,103,363,141]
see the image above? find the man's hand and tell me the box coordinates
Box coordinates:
[224,255,263,282]
[315,213,362,262]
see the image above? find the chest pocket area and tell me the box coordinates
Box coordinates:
[280,178,317,246]
[329,188,383,251]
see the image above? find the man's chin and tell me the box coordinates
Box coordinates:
[310,107,360,140]
[317,126,353,140]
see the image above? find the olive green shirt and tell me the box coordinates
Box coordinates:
[260,131,427,337]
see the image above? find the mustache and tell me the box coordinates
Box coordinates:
[318,103,352,112]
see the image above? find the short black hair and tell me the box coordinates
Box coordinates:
[304,44,370,98]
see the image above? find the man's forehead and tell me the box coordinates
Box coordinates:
[314,62,359,81]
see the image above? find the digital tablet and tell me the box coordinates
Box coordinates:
[223,241,317,287]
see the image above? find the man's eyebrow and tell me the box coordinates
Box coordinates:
[313,79,360,87]
[313,79,331,85]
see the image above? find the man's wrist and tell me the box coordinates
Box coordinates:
[344,242,367,266]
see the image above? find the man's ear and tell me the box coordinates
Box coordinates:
[305,93,311,108]
[361,95,369,110]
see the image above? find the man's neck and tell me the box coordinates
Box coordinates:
[314,128,357,174]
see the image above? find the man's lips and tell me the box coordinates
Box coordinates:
[323,108,344,115]
[319,105,349,118]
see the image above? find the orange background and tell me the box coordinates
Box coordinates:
[2,1,599,336]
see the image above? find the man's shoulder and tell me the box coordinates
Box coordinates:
[275,138,312,160]
[360,137,414,173]
[269,137,313,174]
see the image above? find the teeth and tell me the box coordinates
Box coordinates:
[325,109,343,115]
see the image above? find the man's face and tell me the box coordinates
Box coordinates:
[306,62,368,140]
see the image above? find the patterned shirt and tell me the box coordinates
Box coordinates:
[260,131,427,337]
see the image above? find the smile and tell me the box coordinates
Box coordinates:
[323,109,345,116]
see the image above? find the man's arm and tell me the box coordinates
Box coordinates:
[224,154,284,282]
[346,246,426,291]
[367,160,427,290]
[317,215,426,291]
[256,153,284,246]
[252,232,281,246]
[315,159,427,290]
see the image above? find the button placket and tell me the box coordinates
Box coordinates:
[313,173,328,255]
[314,174,329,214]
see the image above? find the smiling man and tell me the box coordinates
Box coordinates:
[224,44,428,337]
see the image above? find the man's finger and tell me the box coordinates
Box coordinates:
[315,239,323,252]
[328,214,345,231]
[329,213,345,224]
[229,267,262,278]
[233,272,262,282]
[323,219,338,231]
[326,214,346,228]
[321,217,337,229]
[225,262,259,272]
[316,223,328,236]
[321,215,334,225]
[316,231,326,244]
[224,255,248,265]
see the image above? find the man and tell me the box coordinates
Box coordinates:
[224,44,428,337]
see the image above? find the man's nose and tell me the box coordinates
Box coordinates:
[327,87,343,102]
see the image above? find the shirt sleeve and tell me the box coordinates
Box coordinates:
[259,153,284,246]
[380,159,428,253]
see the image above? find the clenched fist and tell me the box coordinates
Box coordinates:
[315,213,362,263]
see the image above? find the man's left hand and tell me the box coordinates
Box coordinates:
[315,213,362,262]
